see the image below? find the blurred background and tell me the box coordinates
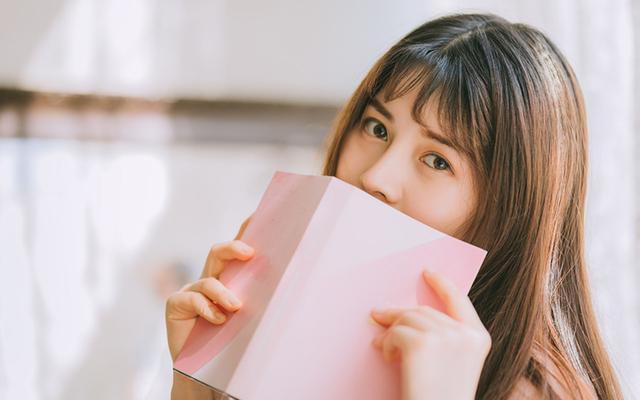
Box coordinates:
[0,0,638,399]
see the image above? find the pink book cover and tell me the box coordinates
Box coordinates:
[173,170,488,400]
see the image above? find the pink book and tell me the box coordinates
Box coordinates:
[174,171,487,399]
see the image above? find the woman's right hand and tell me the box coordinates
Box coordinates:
[165,213,255,362]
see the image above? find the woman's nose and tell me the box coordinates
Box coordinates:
[359,148,404,205]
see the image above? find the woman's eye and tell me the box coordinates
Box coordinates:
[362,118,388,141]
[422,154,451,171]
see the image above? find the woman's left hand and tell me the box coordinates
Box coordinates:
[370,269,492,400]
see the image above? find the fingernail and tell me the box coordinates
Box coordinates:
[227,293,242,307]
[214,311,226,321]
[239,243,253,254]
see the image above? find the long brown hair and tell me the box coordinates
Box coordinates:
[320,12,623,399]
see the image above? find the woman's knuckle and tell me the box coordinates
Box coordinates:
[393,314,409,327]
[463,328,490,350]
[480,330,492,349]
[168,290,188,306]
[210,241,230,255]
[203,281,223,301]
[197,302,209,316]
[165,294,177,309]
[209,243,220,255]
[405,309,422,319]
[417,305,431,314]
[186,291,197,305]
[198,276,217,289]
[422,329,440,343]
[202,276,221,287]
[210,306,226,323]
[233,240,254,254]
[230,241,244,253]
[390,325,409,338]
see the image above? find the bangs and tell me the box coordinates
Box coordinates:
[365,51,491,161]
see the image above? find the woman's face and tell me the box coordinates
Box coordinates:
[336,87,477,239]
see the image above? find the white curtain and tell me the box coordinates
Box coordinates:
[574,0,640,397]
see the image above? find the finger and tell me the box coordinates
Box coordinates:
[166,291,227,324]
[203,240,255,279]
[371,309,428,331]
[372,306,458,334]
[422,269,483,327]
[370,308,405,326]
[370,307,430,327]
[209,240,255,266]
[234,212,254,240]
[184,277,243,312]
[381,325,420,363]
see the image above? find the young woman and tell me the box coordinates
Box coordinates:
[165,12,624,399]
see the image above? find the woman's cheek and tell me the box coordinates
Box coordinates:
[337,135,376,185]
[407,185,466,236]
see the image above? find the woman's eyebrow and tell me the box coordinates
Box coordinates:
[369,98,457,152]
[370,98,394,121]
[420,127,457,151]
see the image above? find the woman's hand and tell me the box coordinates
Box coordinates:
[370,269,491,400]
[165,213,255,362]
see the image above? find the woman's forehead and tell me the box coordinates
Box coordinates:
[372,88,448,140]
